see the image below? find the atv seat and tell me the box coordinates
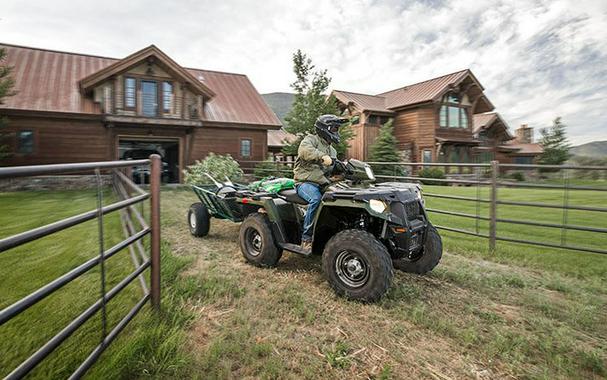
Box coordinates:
[279,189,308,205]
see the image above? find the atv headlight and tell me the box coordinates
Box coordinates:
[364,166,375,181]
[369,199,387,213]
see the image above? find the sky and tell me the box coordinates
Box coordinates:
[1,0,606,145]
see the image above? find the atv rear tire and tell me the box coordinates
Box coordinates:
[393,224,442,274]
[188,203,210,237]
[322,229,393,302]
[239,213,282,267]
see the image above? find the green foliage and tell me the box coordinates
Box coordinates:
[418,168,446,185]
[368,119,404,176]
[253,157,292,179]
[282,50,352,158]
[538,117,571,167]
[183,153,243,185]
[509,171,525,182]
[0,47,17,161]
[324,341,352,369]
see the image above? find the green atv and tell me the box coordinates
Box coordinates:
[187,159,442,302]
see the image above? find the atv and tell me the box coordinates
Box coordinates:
[187,159,442,302]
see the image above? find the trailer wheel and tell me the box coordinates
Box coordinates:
[188,203,210,237]
[239,213,282,267]
[393,224,442,274]
[322,229,393,302]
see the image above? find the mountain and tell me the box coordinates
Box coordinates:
[570,141,607,158]
[261,92,295,126]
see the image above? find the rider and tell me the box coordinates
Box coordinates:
[293,114,347,252]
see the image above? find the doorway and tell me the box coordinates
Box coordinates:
[119,138,180,183]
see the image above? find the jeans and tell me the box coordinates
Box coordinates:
[297,182,322,242]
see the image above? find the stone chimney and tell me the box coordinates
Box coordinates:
[515,124,533,144]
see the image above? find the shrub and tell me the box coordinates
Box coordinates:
[509,171,525,182]
[183,153,243,185]
[253,157,292,179]
[418,168,446,185]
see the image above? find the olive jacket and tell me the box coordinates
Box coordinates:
[293,133,337,186]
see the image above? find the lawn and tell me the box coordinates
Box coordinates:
[1,186,606,379]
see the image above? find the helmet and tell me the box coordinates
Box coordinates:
[315,114,348,144]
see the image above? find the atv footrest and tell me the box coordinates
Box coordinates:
[279,243,312,257]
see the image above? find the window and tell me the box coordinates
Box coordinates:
[422,149,432,163]
[240,139,252,157]
[141,80,158,117]
[514,156,533,164]
[439,92,469,129]
[17,131,34,154]
[162,81,173,112]
[125,77,136,109]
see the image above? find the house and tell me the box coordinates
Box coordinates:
[503,124,543,164]
[331,69,533,166]
[0,43,281,182]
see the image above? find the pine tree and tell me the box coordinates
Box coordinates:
[368,119,404,176]
[283,50,352,158]
[538,117,571,166]
[0,48,17,161]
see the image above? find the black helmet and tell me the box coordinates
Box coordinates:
[315,114,348,144]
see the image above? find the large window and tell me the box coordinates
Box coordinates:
[141,80,158,117]
[163,81,173,112]
[240,139,252,158]
[124,77,136,109]
[439,92,469,129]
[17,130,34,154]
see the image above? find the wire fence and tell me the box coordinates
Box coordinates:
[240,159,607,255]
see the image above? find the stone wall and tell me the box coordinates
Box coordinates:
[0,175,113,191]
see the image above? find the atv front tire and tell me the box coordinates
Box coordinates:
[188,203,210,237]
[239,213,282,267]
[393,224,442,274]
[322,229,393,302]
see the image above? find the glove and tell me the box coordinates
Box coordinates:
[321,155,333,166]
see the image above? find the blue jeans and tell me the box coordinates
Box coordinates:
[297,182,322,242]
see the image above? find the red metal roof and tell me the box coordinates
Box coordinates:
[379,69,470,109]
[332,90,391,114]
[505,142,543,155]
[0,43,281,127]
[267,128,296,147]
[333,70,472,113]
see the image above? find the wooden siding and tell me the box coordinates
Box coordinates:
[392,108,419,161]
[345,123,381,161]
[190,127,268,165]
[3,116,109,166]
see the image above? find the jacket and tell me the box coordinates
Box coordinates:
[293,133,337,186]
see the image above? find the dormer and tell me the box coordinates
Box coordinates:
[79,45,214,120]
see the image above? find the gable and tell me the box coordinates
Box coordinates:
[79,45,215,99]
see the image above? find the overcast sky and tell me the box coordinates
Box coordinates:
[1,0,606,144]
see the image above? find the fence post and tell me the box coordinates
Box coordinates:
[150,154,161,310]
[489,160,498,251]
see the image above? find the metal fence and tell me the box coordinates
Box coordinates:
[242,159,607,255]
[0,155,162,379]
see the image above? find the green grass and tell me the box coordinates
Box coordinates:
[422,184,607,278]
[0,190,203,379]
[2,186,607,379]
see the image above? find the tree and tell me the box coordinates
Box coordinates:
[0,48,17,161]
[368,119,404,176]
[283,50,353,158]
[538,117,571,166]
